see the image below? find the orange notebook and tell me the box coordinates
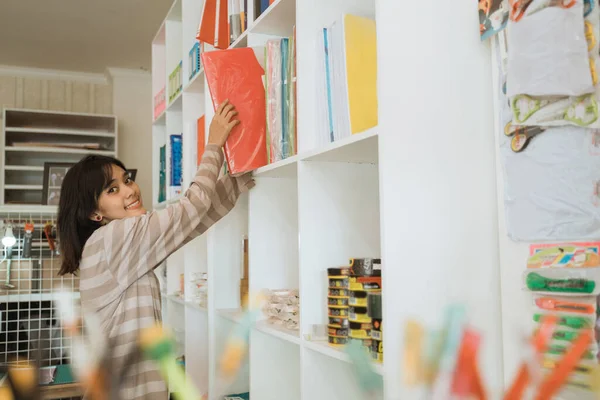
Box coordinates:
[197,0,229,49]
[197,115,206,166]
[201,48,267,175]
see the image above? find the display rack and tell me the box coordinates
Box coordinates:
[1,108,118,205]
[151,0,401,399]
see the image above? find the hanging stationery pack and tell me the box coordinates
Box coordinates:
[490,0,600,241]
[522,243,600,397]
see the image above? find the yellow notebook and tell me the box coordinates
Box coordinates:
[343,14,378,135]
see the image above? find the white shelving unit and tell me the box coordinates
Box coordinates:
[1,108,118,205]
[151,0,505,399]
[150,0,384,399]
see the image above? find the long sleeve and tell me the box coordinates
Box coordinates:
[84,144,237,290]
[186,172,254,240]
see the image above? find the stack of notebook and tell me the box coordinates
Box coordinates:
[265,27,297,163]
[316,14,378,146]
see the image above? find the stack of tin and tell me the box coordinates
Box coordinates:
[327,267,351,346]
[368,291,383,363]
[348,258,382,359]
[326,258,382,358]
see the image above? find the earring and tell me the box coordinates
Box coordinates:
[95,215,102,222]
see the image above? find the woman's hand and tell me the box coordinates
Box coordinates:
[208,100,239,147]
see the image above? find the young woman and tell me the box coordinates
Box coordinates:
[57,100,254,399]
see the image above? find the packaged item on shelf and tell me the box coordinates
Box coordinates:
[189,272,209,307]
[368,292,383,362]
[349,271,381,291]
[507,0,595,97]
[328,267,350,345]
[315,15,378,145]
[479,0,509,41]
[327,261,382,354]
[329,335,348,346]
[329,276,349,288]
[329,317,349,328]
[262,288,299,330]
[524,269,600,295]
[349,258,381,276]
[527,242,600,269]
[329,287,349,297]
[328,296,349,306]
[223,393,249,400]
[349,306,370,323]
[349,290,370,306]
[265,35,297,164]
[349,321,372,339]
[328,326,349,337]
[524,244,600,397]
[201,47,268,175]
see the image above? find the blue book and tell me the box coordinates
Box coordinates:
[169,134,183,198]
[260,0,269,14]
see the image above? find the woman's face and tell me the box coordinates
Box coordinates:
[94,164,146,222]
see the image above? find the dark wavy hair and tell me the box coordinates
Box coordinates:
[57,155,127,275]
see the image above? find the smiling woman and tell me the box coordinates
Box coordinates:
[55,100,253,399]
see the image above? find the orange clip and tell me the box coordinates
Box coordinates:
[451,328,487,400]
[535,330,593,400]
[504,314,557,400]
[535,297,595,314]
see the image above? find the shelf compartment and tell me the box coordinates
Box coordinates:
[4,109,116,134]
[250,327,301,400]
[5,169,43,187]
[254,320,300,345]
[5,146,115,156]
[6,131,115,153]
[153,22,167,121]
[166,294,186,306]
[251,0,297,37]
[217,309,243,324]
[185,299,209,395]
[5,127,115,138]
[303,340,384,376]
[183,68,205,94]
[5,166,44,172]
[229,30,249,49]
[301,128,378,163]
[253,155,298,178]
[167,91,183,112]
[4,185,43,191]
[4,189,43,205]
[303,344,383,400]
[298,161,381,335]
[215,316,250,396]
[185,301,207,312]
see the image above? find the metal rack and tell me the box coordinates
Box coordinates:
[0,206,80,368]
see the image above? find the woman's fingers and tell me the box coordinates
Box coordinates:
[216,99,229,114]
[227,119,240,131]
[225,110,238,121]
[221,103,235,117]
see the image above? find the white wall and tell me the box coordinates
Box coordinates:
[108,68,153,205]
[0,64,112,117]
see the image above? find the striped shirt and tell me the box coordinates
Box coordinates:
[79,145,252,399]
